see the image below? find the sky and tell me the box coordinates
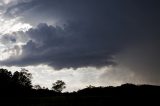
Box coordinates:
[0,0,160,91]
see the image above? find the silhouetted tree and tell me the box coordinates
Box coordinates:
[0,69,12,90]
[52,80,66,92]
[86,85,95,89]
[12,68,32,89]
[42,86,49,90]
[1,68,160,106]
[33,85,42,90]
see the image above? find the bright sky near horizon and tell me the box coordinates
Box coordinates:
[0,0,159,91]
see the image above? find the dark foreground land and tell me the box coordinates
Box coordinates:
[0,84,160,106]
[0,69,159,106]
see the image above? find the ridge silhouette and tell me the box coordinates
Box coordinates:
[0,68,159,106]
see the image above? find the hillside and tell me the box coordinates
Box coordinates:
[0,68,159,105]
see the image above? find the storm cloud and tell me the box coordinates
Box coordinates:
[0,0,160,85]
[0,22,118,69]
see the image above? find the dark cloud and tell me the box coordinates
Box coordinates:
[1,0,160,81]
[0,22,118,69]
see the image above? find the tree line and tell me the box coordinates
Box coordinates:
[0,68,160,105]
[0,68,66,95]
